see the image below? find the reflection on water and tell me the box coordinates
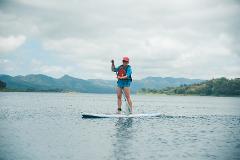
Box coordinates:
[113,118,133,160]
[0,92,240,160]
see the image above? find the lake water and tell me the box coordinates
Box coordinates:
[0,92,240,160]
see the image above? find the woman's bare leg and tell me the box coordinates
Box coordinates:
[123,87,133,112]
[116,87,122,111]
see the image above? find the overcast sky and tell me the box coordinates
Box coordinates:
[0,0,239,80]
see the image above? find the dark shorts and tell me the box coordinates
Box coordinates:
[117,80,131,88]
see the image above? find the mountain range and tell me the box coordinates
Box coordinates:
[0,74,204,93]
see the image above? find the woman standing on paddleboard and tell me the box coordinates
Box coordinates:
[111,57,133,113]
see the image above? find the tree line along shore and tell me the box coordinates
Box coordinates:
[137,77,240,97]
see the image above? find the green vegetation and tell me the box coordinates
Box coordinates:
[0,80,7,90]
[138,77,240,96]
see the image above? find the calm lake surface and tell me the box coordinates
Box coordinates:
[0,92,240,160]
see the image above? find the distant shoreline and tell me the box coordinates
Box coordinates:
[0,89,111,94]
[1,75,239,97]
[137,77,240,97]
[136,92,240,97]
[0,74,204,94]
[1,89,239,97]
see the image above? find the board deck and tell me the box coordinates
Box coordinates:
[82,113,162,118]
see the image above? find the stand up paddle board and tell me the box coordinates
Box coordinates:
[82,113,162,118]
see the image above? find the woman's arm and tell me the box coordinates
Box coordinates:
[111,60,120,73]
[126,66,132,78]
[111,60,116,72]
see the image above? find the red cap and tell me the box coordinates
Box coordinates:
[123,57,129,62]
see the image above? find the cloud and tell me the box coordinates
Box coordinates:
[0,0,239,79]
[0,58,17,72]
[0,35,26,53]
[30,59,74,77]
[41,28,239,79]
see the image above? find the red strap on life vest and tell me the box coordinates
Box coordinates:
[118,67,126,77]
[117,65,127,77]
